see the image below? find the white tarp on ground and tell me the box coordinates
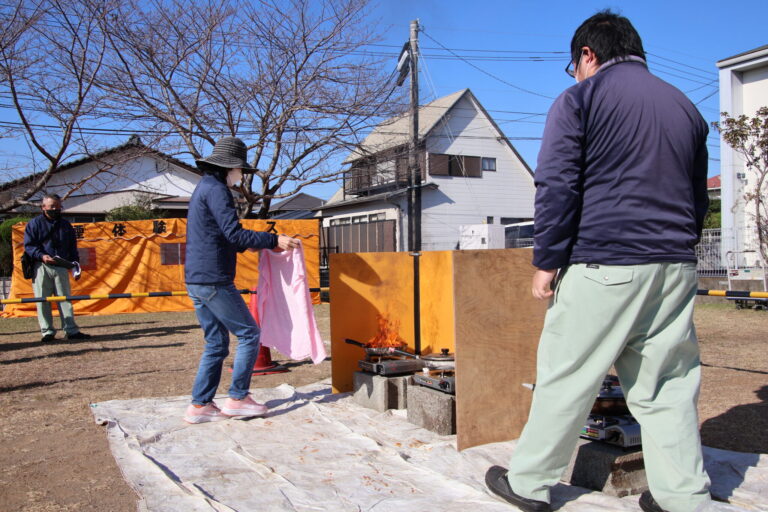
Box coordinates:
[91,380,767,512]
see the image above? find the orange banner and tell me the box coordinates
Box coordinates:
[3,218,320,318]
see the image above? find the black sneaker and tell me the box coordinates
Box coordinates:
[639,491,669,512]
[485,465,552,512]
[66,332,91,340]
[41,333,55,342]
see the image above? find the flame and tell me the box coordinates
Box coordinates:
[367,314,405,348]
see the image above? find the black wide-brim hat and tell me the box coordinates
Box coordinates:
[195,136,255,173]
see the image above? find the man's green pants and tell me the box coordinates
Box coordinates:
[507,263,711,512]
[32,262,80,337]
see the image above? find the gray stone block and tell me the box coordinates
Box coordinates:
[406,383,456,435]
[562,438,648,497]
[352,372,408,412]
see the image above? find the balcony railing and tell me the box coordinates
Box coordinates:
[344,163,409,195]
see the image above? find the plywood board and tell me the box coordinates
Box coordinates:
[329,252,415,393]
[453,248,547,450]
[329,250,457,393]
[418,251,456,356]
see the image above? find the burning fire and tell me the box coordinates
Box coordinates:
[367,315,405,348]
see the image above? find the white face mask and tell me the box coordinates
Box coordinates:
[226,168,243,187]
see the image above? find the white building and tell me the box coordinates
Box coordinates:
[716,44,768,266]
[0,136,202,221]
[317,89,535,253]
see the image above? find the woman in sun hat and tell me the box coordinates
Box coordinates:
[183,136,299,424]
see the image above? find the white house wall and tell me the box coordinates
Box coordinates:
[420,94,535,251]
[718,50,768,265]
[63,191,147,213]
[41,155,200,213]
[743,66,768,114]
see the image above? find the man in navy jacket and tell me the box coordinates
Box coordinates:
[183,137,299,424]
[485,11,711,512]
[24,193,90,342]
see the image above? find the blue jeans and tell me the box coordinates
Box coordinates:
[187,283,261,405]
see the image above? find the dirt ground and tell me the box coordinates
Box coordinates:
[0,302,766,511]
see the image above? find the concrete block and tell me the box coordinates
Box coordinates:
[352,372,408,412]
[407,383,456,435]
[562,438,648,497]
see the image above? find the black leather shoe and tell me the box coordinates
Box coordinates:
[41,333,55,342]
[66,332,91,340]
[485,465,552,512]
[639,491,669,512]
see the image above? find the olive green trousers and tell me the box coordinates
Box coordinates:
[506,262,711,512]
[32,262,80,337]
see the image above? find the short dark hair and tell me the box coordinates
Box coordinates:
[570,10,645,66]
[42,193,61,203]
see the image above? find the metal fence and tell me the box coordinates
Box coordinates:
[695,229,726,277]
[696,228,766,280]
[506,228,765,280]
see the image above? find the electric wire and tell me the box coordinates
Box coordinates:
[420,30,556,100]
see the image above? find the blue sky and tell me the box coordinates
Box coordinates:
[296,0,766,200]
[2,1,767,201]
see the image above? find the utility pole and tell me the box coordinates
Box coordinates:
[407,19,422,355]
[407,19,421,253]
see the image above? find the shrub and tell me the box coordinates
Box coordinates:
[0,217,32,276]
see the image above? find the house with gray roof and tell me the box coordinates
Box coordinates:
[0,136,203,221]
[269,192,325,219]
[316,89,535,252]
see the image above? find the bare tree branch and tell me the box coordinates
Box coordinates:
[0,0,119,212]
[98,0,404,218]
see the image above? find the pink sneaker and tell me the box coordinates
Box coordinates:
[183,402,229,424]
[220,395,268,417]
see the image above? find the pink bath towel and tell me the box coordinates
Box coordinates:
[257,242,326,365]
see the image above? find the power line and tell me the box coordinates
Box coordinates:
[646,52,718,78]
[647,60,719,83]
[0,3,725,87]
[0,119,543,141]
[420,29,555,100]
[696,89,719,105]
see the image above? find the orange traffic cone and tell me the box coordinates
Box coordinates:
[248,288,289,376]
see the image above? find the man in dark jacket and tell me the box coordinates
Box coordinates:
[24,193,90,342]
[485,11,711,512]
[183,136,299,424]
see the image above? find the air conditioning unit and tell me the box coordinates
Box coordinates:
[459,224,505,250]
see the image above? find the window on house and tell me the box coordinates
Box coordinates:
[160,243,186,265]
[369,213,384,222]
[330,217,351,226]
[448,156,463,177]
[501,217,527,225]
[351,215,367,224]
[374,159,396,186]
[77,247,97,271]
[486,216,494,224]
[482,157,497,171]
[429,153,482,177]
[449,155,481,177]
